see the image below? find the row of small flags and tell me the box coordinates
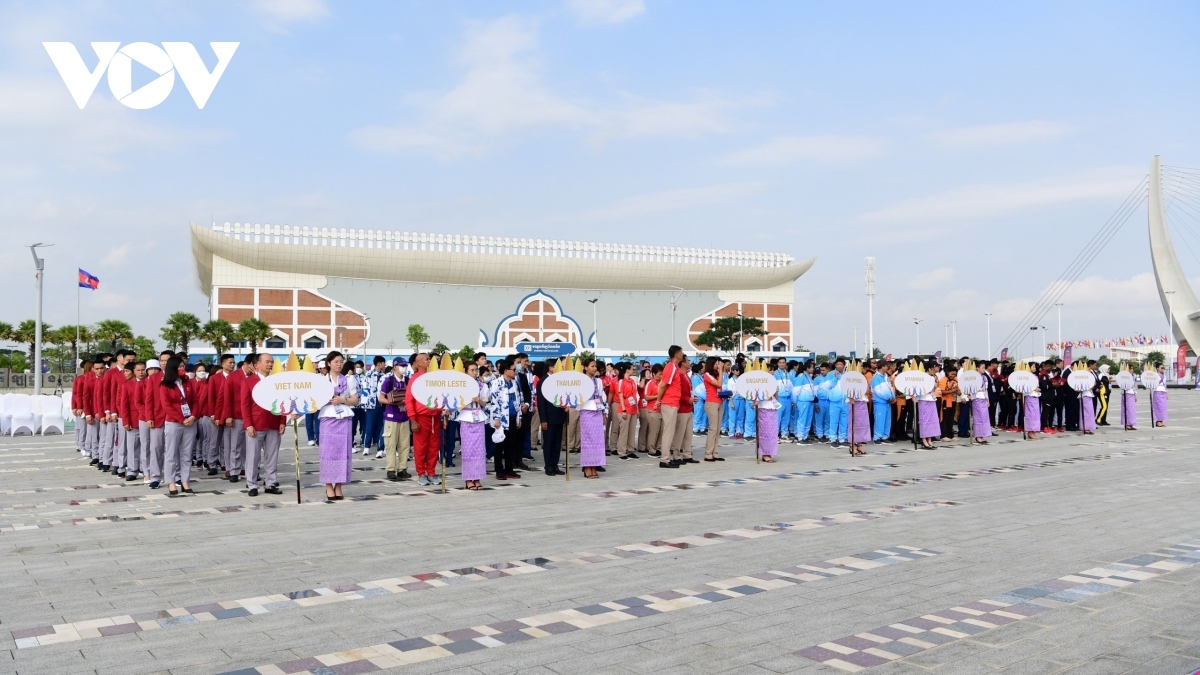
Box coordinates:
[1047,335,1170,350]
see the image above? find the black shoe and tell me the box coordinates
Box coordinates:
[660,461,678,468]
[626,453,640,459]
[99,464,109,471]
[715,457,726,461]
[516,464,533,471]
[264,486,282,495]
[704,458,716,462]
[248,487,259,496]
[229,476,239,483]
[619,454,633,461]
[149,481,160,489]
[831,441,841,448]
[386,471,397,480]
[545,470,559,476]
[649,451,661,457]
[89,458,100,465]
[125,474,139,481]
[684,458,699,464]
[398,470,412,480]
[111,468,119,475]
[207,468,218,476]
[596,466,605,472]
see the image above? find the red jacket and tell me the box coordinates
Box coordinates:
[141,371,166,426]
[224,369,248,421]
[240,371,283,431]
[405,371,439,418]
[210,370,228,423]
[117,377,139,422]
[71,374,85,414]
[190,377,209,418]
[101,367,123,416]
[156,378,194,425]
[82,373,105,417]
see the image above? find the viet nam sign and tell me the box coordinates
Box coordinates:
[251,371,334,416]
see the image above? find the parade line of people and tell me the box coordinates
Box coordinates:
[66,346,1170,498]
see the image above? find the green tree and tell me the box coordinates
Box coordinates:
[693,315,765,353]
[406,324,430,352]
[0,321,12,343]
[78,324,94,355]
[54,324,85,366]
[45,327,72,372]
[199,318,237,356]
[12,319,49,363]
[432,341,450,357]
[1145,350,1167,367]
[454,344,476,363]
[132,335,157,361]
[94,319,134,352]
[161,312,201,354]
[620,352,639,362]
[236,317,273,354]
[1,350,29,372]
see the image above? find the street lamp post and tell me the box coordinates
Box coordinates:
[1054,303,1063,354]
[943,324,949,357]
[914,318,923,355]
[29,244,51,396]
[362,313,370,362]
[1166,291,1176,381]
[666,286,684,347]
[1029,326,1038,360]
[950,320,957,357]
[985,313,993,358]
[587,298,599,350]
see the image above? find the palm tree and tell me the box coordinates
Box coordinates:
[46,327,70,372]
[199,318,237,356]
[94,319,134,353]
[236,318,273,354]
[12,319,48,363]
[78,324,94,356]
[0,322,12,343]
[161,312,201,355]
[55,324,84,366]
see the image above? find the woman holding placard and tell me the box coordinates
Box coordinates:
[318,351,360,501]
[578,359,608,479]
[1117,367,1138,430]
[455,362,490,490]
[755,372,781,463]
[1151,363,1168,427]
[971,362,992,444]
[917,362,942,449]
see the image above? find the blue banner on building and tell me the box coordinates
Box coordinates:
[516,342,577,358]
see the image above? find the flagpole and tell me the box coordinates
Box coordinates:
[76,283,80,369]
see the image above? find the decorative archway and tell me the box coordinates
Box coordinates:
[491,290,584,349]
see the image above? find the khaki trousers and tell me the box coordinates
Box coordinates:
[567,408,580,450]
[673,412,694,458]
[616,412,637,456]
[704,402,723,459]
[659,405,679,461]
[606,401,620,450]
[383,419,411,473]
[636,409,651,451]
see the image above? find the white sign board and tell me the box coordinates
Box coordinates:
[837,371,869,398]
[734,371,777,401]
[895,370,935,397]
[541,371,596,408]
[957,371,984,396]
[1008,371,1040,395]
[1140,371,1161,389]
[410,371,479,412]
[1067,370,1096,392]
[251,371,335,416]
[1115,371,1137,391]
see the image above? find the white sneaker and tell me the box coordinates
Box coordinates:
[375,450,385,459]
[362,449,370,456]
[417,475,430,486]
[307,440,315,447]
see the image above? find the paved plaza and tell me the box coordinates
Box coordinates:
[2,396,1200,675]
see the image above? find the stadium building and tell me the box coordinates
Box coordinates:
[190,222,815,358]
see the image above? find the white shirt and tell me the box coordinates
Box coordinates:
[319,374,360,419]
[453,380,490,424]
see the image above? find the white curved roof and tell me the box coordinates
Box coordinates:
[191,222,814,294]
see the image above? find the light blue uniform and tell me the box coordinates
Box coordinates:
[871,372,895,441]
[825,370,848,442]
[722,372,735,435]
[793,372,816,439]
[774,369,792,438]
[691,372,707,432]
[814,373,831,439]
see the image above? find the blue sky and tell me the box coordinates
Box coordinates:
[0,0,1197,357]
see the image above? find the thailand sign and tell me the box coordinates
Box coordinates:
[541,371,596,407]
[410,371,480,412]
[516,342,576,358]
[251,371,334,416]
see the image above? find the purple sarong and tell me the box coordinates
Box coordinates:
[1121,392,1137,427]
[917,400,940,439]
[580,409,606,467]
[849,400,870,443]
[971,398,992,438]
[758,408,778,456]
[318,417,354,484]
[1081,396,1096,432]
[1151,391,1168,423]
[459,421,486,481]
[1023,395,1041,432]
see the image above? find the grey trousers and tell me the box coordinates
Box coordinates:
[223,420,245,475]
[85,420,100,458]
[198,417,219,465]
[99,420,113,464]
[163,421,194,485]
[75,416,86,452]
[245,428,280,489]
[140,422,164,481]
[124,423,142,473]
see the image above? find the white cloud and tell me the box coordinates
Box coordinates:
[102,244,131,267]
[568,0,646,25]
[927,121,1074,148]
[906,267,955,290]
[578,180,773,220]
[253,0,330,24]
[722,134,888,165]
[350,16,742,158]
[861,168,1138,223]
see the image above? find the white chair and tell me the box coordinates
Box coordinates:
[39,395,65,435]
[0,392,13,434]
[8,394,36,436]
[61,392,74,431]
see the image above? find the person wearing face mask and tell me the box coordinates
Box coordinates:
[143,353,171,487]
[512,354,535,468]
[193,362,221,472]
[157,356,196,496]
[351,361,367,449]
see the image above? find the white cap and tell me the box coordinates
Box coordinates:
[146,359,161,370]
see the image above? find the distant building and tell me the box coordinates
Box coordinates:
[190,222,815,357]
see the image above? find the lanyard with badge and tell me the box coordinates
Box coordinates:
[176,382,191,418]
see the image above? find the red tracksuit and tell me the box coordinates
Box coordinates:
[404,370,441,477]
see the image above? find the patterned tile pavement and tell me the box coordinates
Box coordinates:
[845,449,1167,490]
[580,463,900,498]
[10,499,958,648]
[213,545,941,675]
[795,538,1200,671]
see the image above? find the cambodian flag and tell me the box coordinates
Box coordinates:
[78,269,99,289]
